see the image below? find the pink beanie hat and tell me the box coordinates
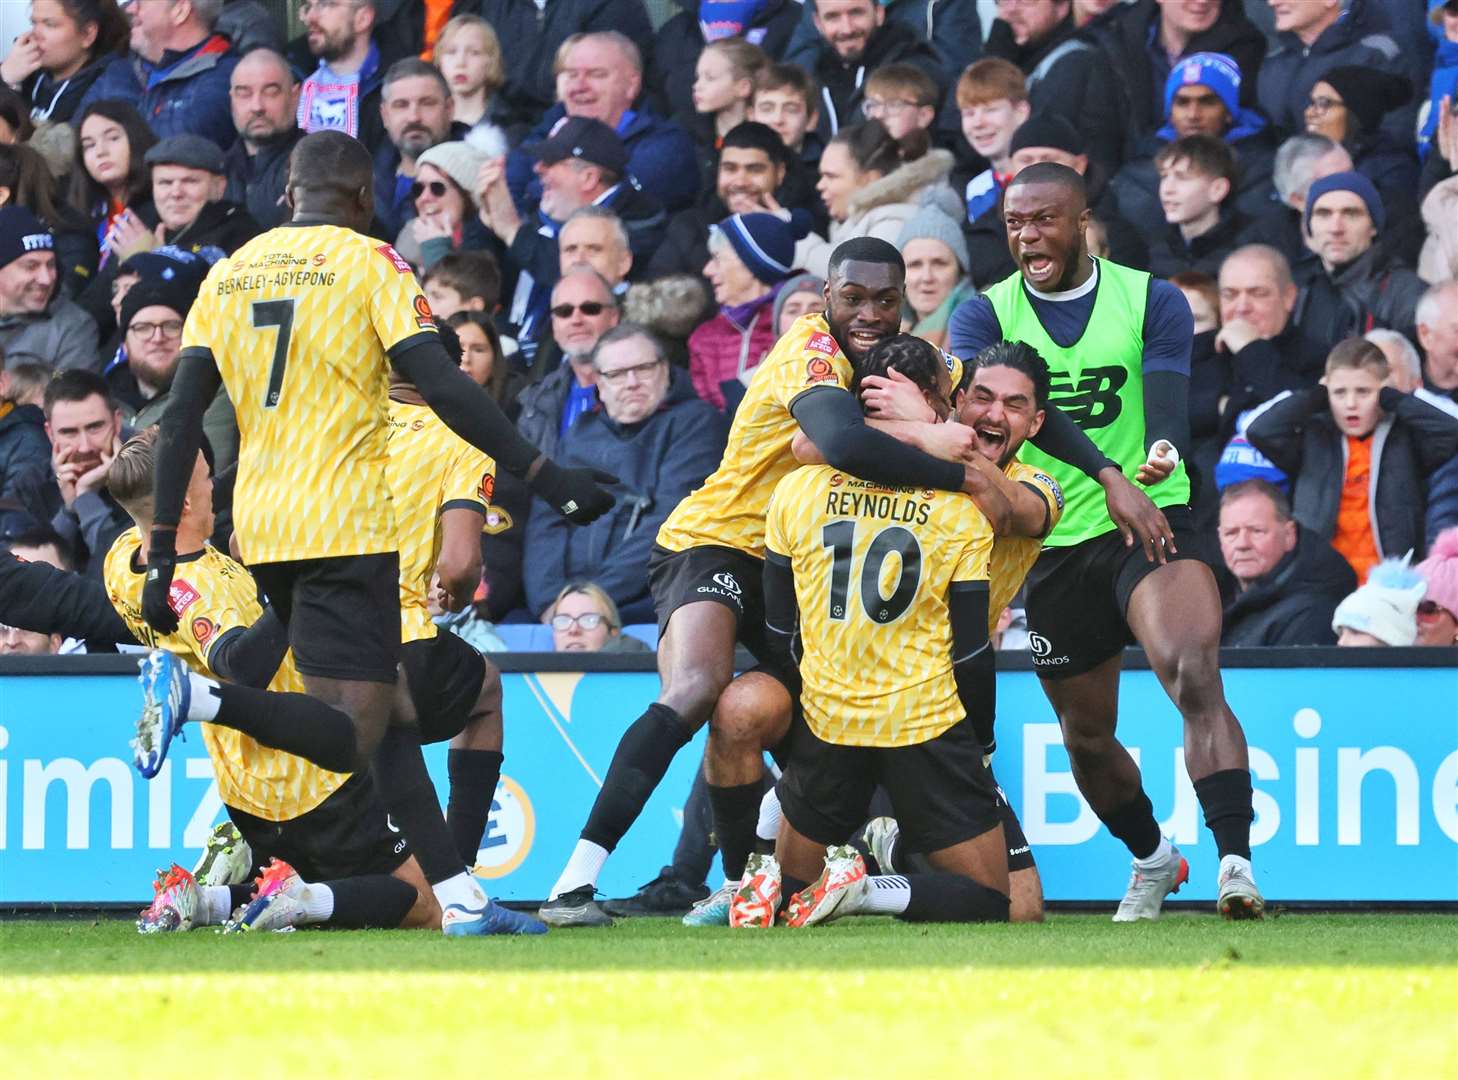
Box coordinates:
[1416,527,1458,617]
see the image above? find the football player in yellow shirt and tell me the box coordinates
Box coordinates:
[708,338,1064,927]
[135,132,609,934]
[539,237,995,926]
[105,430,440,934]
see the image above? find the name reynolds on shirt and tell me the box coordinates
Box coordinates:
[822,474,933,524]
[216,252,338,294]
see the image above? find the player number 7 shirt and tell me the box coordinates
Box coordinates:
[181,226,438,566]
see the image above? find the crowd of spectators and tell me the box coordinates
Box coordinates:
[0,0,1456,653]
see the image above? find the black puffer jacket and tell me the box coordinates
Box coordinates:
[223,128,306,231]
[1085,0,1266,155]
[1292,244,1426,354]
[1221,526,1356,647]
[0,403,53,523]
[1246,386,1458,564]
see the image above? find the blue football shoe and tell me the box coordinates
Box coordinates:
[442,898,549,936]
[134,650,190,779]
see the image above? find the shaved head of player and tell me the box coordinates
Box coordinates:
[285,129,376,232]
[956,341,1049,469]
[823,236,906,364]
[1002,161,1092,294]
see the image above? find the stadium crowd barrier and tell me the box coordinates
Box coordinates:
[2,648,1455,908]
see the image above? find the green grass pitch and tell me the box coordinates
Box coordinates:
[3,913,1453,1079]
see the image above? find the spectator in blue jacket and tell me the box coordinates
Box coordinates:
[129,0,240,149]
[1419,1,1458,161]
[0,0,139,125]
[523,323,728,622]
[1257,0,1407,140]
[505,32,700,214]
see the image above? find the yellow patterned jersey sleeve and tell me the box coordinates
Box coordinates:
[656,313,853,558]
[986,461,1064,635]
[103,529,348,821]
[183,226,439,565]
[385,399,495,644]
[766,465,994,748]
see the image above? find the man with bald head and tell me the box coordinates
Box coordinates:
[224,49,305,229]
[1215,244,1326,431]
[949,162,1265,922]
[504,32,698,213]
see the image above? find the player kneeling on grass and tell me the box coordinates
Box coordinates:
[757,335,1046,927]
[106,429,442,934]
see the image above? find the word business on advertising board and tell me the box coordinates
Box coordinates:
[2,658,1455,904]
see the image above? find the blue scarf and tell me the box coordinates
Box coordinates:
[699,0,771,41]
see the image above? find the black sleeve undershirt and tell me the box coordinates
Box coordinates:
[790,386,964,492]
[207,606,290,689]
[152,348,223,529]
[948,580,995,752]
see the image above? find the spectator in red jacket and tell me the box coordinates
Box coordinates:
[689,211,799,412]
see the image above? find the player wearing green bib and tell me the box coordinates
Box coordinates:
[949,163,1264,922]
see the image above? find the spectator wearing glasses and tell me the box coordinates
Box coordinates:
[516,268,622,452]
[1415,527,1458,647]
[525,324,727,624]
[394,130,504,271]
[1301,66,1416,212]
[544,581,648,653]
[799,0,943,143]
[117,273,238,474]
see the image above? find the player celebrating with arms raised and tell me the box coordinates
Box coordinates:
[947,162,1263,920]
[137,131,611,935]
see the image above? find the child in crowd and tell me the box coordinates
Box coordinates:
[421,250,503,323]
[1246,339,1458,584]
[861,63,939,141]
[434,15,506,130]
[751,63,822,171]
[956,59,1030,222]
[1150,135,1258,279]
[1332,557,1427,646]
[693,38,769,144]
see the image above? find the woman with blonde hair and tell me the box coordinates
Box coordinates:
[544,582,648,653]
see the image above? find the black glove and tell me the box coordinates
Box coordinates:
[141,528,180,635]
[529,459,618,524]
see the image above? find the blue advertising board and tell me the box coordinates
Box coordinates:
[1,653,1455,905]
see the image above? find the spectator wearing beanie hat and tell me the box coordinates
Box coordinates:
[120,275,238,474]
[396,126,509,271]
[689,212,800,412]
[1293,171,1426,353]
[772,271,825,337]
[1083,0,1266,149]
[1303,67,1417,209]
[897,205,973,351]
[966,114,1148,290]
[103,247,211,411]
[1415,526,1458,645]
[1332,557,1428,647]
[0,206,100,372]
[1110,52,1278,241]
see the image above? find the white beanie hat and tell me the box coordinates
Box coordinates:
[414,125,509,211]
[1331,557,1427,646]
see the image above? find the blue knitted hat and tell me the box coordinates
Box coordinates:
[713,212,796,285]
[1164,52,1242,120]
[1305,171,1386,235]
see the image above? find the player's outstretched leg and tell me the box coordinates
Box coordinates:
[1040,656,1190,922]
[540,602,738,928]
[1127,561,1262,920]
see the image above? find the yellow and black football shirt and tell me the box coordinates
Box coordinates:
[764,466,994,748]
[657,314,964,559]
[104,528,348,822]
[385,398,496,644]
[181,226,438,565]
[987,462,1064,635]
